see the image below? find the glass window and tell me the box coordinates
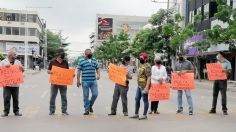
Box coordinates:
[12,13,20,21]
[27,14,34,22]
[33,15,37,22]
[28,28,36,36]
[5,27,11,35]
[0,26,2,34]
[12,27,19,35]
[5,13,12,21]
[20,28,25,35]
[20,14,26,22]
[0,12,3,20]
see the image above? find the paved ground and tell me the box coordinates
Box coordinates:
[0,70,236,132]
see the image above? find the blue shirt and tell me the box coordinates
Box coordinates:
[219,59,232,70]
[77,58,99,82]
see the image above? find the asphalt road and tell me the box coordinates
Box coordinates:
[0,70,236,132]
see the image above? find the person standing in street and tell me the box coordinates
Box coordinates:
[108,55,133,116]
[130,53,151,120]
[209,52,232,115]
[48,49,69,116]
[0,50,24,117]
[77,49,100,115]
[149,56,167,115]
[174,52,194,115]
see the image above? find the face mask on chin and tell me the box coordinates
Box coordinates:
[179,57,184,61]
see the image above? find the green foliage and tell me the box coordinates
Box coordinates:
[0,53,4,60]
[94,32,130,63]
[47,30,65,61]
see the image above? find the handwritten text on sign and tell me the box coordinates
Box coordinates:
[49,66,75,86]
[149,83,170,101]
[0,65,24,87]
[171,73,195,90]
[108,64,127,86]
[206,63,227,80]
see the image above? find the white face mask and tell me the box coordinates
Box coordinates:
[216,55,220,60]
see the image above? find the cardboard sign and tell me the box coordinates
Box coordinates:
[149,83,170,101]
[0,65,24,87]
[49,66,75,86]
[171,73,195,90]
[108,63,127,86]
[206,63,227,80]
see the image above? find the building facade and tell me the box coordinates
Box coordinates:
[90,14,149,49]
[185,0,236,80]
[0,8,46,68]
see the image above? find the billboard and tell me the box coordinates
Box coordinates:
[97,17,113,40]
[6,43,39,56]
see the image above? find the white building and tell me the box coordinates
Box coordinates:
[90,14,149,49]
[0,8,46,68]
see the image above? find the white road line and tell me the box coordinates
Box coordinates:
[40,89,49,99]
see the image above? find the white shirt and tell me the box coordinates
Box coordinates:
[151,65,167,84]
[0,58,23,87]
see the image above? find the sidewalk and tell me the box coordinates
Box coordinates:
[24,69,42,75]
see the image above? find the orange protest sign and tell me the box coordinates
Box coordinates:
[171,73,195,90]
[108,63,127,86]
[206,63,227,80]
[49,66,75,86]
[0,65,24,87]
[148,83,170,101]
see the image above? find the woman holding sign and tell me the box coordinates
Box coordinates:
[149,56,167,115]
[48,49,70,116]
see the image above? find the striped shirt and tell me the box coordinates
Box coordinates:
[77,58,99,82]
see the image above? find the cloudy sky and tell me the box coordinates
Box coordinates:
[1,0,167,56]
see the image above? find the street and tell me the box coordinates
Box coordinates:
[0,70,236,132]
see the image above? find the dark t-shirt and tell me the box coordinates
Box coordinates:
[48,59,69,70]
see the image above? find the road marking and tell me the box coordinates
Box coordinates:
[40,89,49,99]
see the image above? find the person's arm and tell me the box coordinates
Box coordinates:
[47,61,53,74]
[77,60,82,87]
[162,67,168,81]
[144,66,151,92]
[96,68,100,80]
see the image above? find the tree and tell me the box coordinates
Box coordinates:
[47,30,69,61]
[0,53,4,60]
[94,32,130,64]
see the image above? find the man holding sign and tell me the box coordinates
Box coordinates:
[108,56,132,116]
[209,52,232,115]
[48,49,70,116]
[173,52,194,115]
[0,50,24,117]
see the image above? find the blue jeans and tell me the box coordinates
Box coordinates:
[177,90,193,112]
[82,81,98,112]
[135,86,149,115]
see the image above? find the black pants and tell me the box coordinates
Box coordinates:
[111,84,129,114]
[150,101,159,112]
[212,80,227,111]
[3,87,20,114]
[50,84,67,113]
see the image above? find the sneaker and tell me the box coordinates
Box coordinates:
[189,111,193,115]
[139,115,147,120]
[223,111,228,115]
[14,112,22,116]
[90,107,94,113]
[176,110,183,114]
[62,112,69,115]
[1,113,8,117]
[129,115,139,119]
[108,113,116,116]
[49,111,55,115]
[209,109,216,114]
[123,112,128,116]
[83,111,89,115]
